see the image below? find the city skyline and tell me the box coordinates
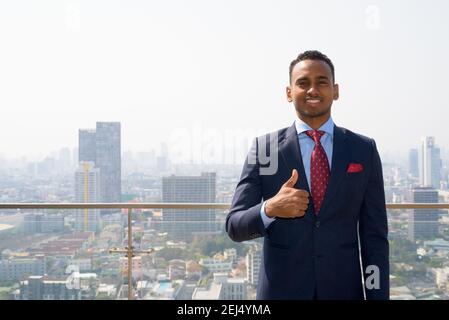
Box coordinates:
[1,132,449,170]
[1,127,449,300]
[2,0,449,302]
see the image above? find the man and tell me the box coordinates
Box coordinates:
[226,50,389,300]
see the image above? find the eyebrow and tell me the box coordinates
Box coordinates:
[295,75,330,83]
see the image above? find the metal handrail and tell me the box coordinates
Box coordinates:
[0,203,448,209]
[0,202,229,300]
[0,203,231,209]
[1,202,448,300]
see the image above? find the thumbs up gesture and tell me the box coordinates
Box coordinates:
[265,169,310,218]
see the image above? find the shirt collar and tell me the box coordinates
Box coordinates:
[294,116,335,137]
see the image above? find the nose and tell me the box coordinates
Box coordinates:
[307,85,319,96]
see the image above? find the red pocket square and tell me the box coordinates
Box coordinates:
[347,163,363,173]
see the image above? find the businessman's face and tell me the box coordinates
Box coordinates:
[286,59,339,126]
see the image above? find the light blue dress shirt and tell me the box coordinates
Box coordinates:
[260,116,335,227]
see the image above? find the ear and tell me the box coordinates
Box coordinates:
[286,86,292,102]
[333,83,339,100]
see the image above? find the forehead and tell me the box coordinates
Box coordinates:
[291,59,333,80]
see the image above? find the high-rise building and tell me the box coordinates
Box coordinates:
[96,122,121,203]
[75,161,101,233]
[409,148,419,178]
[162,172,220,241]
[78,129,96,163]
[408,187,440,242]
[246,243,261,287]
[78,122,121,204]
[419,137,442,189]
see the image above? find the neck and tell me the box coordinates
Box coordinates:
[297,113,331,130]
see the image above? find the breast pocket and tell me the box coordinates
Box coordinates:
[341,171,367,207]
[343,171,365,182]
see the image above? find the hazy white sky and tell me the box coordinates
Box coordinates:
[1,0,449,162]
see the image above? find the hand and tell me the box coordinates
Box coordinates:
[265,169,310,218]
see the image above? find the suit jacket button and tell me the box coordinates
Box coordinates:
[315,221,320,228]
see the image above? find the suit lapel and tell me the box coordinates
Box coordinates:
[318,125,350,219]
[279,123,350,221]
[279,124,314,221]
[279,124,310,194]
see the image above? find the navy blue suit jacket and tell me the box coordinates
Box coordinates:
[226,123,389,300]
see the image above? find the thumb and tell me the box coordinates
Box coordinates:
[283,169,298,188]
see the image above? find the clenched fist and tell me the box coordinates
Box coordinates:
[265,169,310,218]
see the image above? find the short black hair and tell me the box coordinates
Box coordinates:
[289,50,335,83]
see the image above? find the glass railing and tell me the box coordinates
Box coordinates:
[0,203,448,300]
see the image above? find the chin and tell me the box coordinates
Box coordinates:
[296,105,330,117]
[304,108,325,116]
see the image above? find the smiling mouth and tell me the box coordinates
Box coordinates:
[306,98,322,104]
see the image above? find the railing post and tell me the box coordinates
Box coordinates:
[108,206,154,300]
[127,208,133,300]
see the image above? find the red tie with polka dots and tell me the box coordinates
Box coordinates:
[306,130,330,215]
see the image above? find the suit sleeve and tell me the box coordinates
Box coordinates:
[359,139,390,300]
[226,137,268,242]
